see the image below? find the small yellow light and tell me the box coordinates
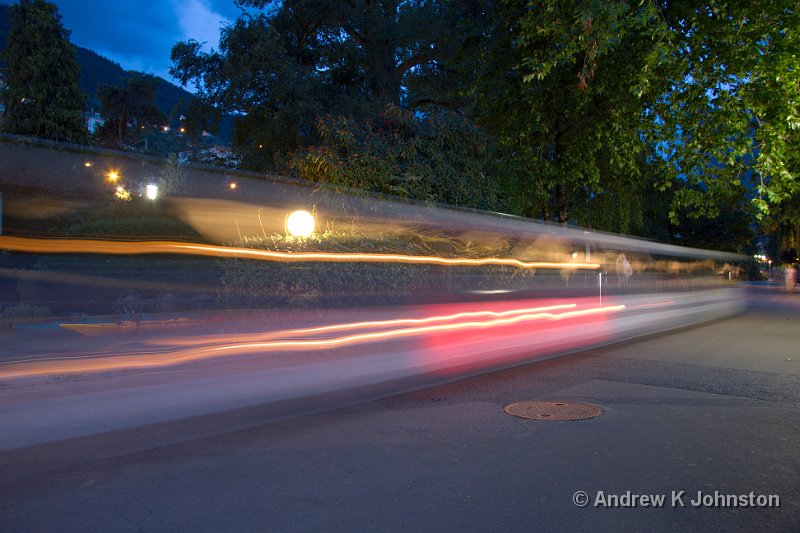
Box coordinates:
[84,161,93,168]
[286,210,315,238]
[107,171,119,182]
[229,182,237,190]
[114,186,131,201]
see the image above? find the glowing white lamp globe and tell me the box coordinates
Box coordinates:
[146,184,159,200]
[286,210,315,237]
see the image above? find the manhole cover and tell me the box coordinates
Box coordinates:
[504,401,603,421]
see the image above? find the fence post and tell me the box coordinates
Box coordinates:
[598,271,603,306]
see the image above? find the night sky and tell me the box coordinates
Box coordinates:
[45,0,244,85]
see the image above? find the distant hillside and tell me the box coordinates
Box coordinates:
[71,46,195,120]
[0,4,191,115]
[0,3,232,142]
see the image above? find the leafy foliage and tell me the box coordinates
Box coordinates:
[95,74,166,147]
[1,0,86,143]
[182,97,221,141]
[166,0,799,253]
[761,194,800,262]
[455,0,792,245]
[159,153,185,196]
[459,0,669,227]
[171,0,452,169]
[279,104,500,210]
[647,0,800,221]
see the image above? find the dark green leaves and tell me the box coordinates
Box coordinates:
[2,0,86,143]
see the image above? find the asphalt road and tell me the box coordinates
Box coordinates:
[1,286,799,532]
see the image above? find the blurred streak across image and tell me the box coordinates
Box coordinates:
[0,140,743,449]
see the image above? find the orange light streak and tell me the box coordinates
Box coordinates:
[0,236,600,270]
[0,304,625,379]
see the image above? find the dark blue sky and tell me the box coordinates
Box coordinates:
[46,0,243,85]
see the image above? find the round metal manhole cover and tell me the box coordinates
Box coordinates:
[504,401,603,421]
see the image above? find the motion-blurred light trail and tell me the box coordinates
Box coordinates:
[0,304,625,379]
[144,303,580,347]
[7,303,580,362]
[0,236,600,270]
[209,305,626,354]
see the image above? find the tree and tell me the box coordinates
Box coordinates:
[183,97,220,142]
[169,0,795,254]
[159,152,185,196]
[453,0,667,228]
[96,74,165,148]
[1,0,86,143]
[655,1,799,214]
[458,0,794,243]
[761,194,800,263]
[171,0,453,170]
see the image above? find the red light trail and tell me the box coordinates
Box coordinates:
[0,303,625,379]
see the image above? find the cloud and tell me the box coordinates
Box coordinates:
[173,0,233,52]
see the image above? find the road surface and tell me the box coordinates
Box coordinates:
[0,286,798,532]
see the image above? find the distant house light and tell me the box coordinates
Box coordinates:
[86,110,105,134]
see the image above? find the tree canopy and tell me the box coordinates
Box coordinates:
[95,74,166,147]
[171,0,452,168]
[170,0,799,252]
[643,1,799,221]
[1,0,86,143]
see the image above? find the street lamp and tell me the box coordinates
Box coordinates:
[286,210,315,237]
[146,184,159,200]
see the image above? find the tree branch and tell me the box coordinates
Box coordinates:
[394,54,435,76]
[339,18,368,47]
